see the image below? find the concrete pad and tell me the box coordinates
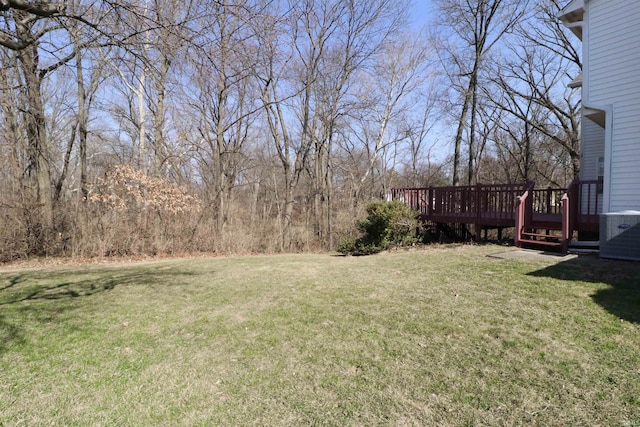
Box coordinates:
[488,249,578,263]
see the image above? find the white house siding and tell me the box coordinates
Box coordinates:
[586,0,640,212]
[580,118,604,214]
[580,119,604,181]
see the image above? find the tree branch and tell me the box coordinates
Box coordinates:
[0,0,64,17]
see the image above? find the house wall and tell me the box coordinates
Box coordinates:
[580,118,604,181]
[580,118,604,214]
[586,0,640,212]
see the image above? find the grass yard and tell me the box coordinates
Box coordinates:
[1,245,639,426]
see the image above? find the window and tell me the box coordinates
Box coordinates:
[597,157,604,194]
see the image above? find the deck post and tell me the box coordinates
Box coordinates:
[514,182,535,248]
[515,196,523,247]
[475,184,482,242]
[561,192,570,253]
[564,178,579,235]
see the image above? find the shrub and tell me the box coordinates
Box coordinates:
[338,201,420,255]
[87,165,203,256]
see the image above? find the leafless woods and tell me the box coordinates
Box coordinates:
[0,0,580,260]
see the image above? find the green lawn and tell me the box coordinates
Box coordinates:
[1,245,639,426]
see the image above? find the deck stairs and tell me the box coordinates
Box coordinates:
[567,240,600,254]
[519,228,564,251]
[518,233,600,254]
[520,233,600,254]
[514,178,602,254]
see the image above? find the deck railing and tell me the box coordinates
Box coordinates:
[565,178,602,233]
[390,187,430,215]
[391,183,527,222]
[515,181,535,247]
[561,192,571,252]
[430,185,479,216]
[531,187,566,216]
[479,183,529,222]
[392,179,601,248]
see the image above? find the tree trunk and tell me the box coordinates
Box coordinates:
[152,56,170,177]
[16,29,53,236]
[452,84,472,187]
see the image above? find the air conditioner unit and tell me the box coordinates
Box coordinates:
[600,211,640,261]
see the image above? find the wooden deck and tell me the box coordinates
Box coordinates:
[391,180,602,250]
[391,183,524,229]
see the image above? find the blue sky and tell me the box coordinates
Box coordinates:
[410,0,435,30]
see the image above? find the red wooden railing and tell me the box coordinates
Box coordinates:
[390,187,430,215]
[391,183,527,225]
[515,181,535,247]
[561,192,570,252]
[564,178,602,234]
[478,183,528,223]
[531,187,566,216]
[392,179,601,250]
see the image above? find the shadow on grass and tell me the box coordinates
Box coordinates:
[0,264,198,305]
[0,264,201,353]
[528,255,640,323]
[0,313,26,350]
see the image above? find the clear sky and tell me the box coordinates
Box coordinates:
[410,0,435,31]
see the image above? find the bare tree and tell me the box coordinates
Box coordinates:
[0,1,64,50]
[61,1,113,237]
[184,0,260,233]
[396,80,441,188]
[434,0,528,186]
[254,0,408,249]
[255,4,304,250]
[485,0,581,184]
[347,32,430,207]
[0,0,193,256]
[310,0,406,248]
[1,4,75,244]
